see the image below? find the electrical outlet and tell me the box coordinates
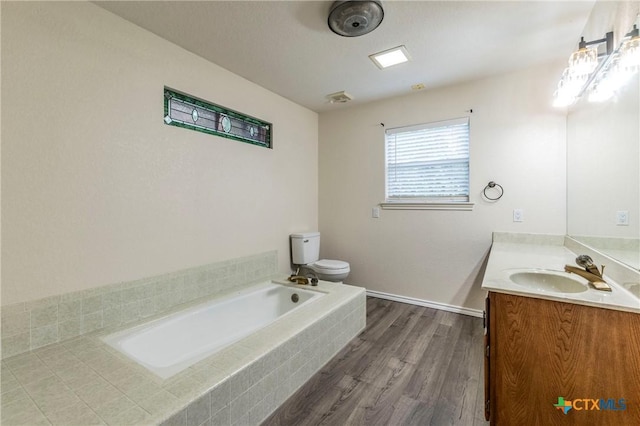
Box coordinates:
[513,209,524,222]
[616,210,629,226]
[372,207,380,218]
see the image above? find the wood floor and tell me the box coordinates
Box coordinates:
[263,297,488,426]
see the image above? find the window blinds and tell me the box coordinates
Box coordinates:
[385,117,470,202]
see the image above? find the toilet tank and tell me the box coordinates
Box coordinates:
[291,232,320,265]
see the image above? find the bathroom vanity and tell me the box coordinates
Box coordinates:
[481,234,640,425]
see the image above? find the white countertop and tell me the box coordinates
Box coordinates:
[481,240,640,314]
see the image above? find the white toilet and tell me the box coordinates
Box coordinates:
[290,232,350,282]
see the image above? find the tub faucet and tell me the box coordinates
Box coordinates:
[303,271,319,286]
[288,275,309,285]
[564,255,611,291]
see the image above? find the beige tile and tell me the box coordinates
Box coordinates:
[159,408,186,426]
[59,318,82,340]
[108,406,153,426]
[31,305,58,328]
[93,394,137,424]
[75,378,124,410]
[58,299,82,321]
[31,324,59,350]
[1,311,30,337]
[122,285,145,303]
[25,295,60,311]
[33,344,68,360]
[81,311,103,334]
[1,386,30,405]
[55,363,95,387]
[210,405,230,426]
[1,395,50,425]
[62,336,100,354]
[187,393,211,426]
[1,332,31,358]
[82,295,103,315]
[11,363,55,386]
[102,291,121,310]
[38,351,80,373]
[23,375,69,399]
[103,307,122,327]
[123,379,163,404]
[4,353,43,370]
[110,371,149,393]
[121,301,141,324]
[136,390,179,415]
[1,375,22,395]
[165,375,201,399]
[209,380,231,415]
[139,297,156,318]
[62,369,104,391]
[45,400,105,426]
[24,376,80,417]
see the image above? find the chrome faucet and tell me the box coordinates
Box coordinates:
[564,255,611,291]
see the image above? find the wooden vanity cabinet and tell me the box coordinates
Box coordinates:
[484,291,640,425]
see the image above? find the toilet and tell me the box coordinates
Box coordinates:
[290,232,350,282]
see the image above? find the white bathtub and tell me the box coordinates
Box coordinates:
[102,281,324,379]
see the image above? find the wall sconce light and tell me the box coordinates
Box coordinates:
[553,32,613,107]
[554,23,640,107]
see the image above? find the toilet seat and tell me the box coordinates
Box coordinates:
[309,259,350,276]
[313,259,349,271]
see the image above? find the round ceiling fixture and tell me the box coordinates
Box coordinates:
[328,1,384,37]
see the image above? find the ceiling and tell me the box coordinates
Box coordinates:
[94,1,596,113]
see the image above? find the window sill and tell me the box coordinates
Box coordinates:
[380,202,475,211]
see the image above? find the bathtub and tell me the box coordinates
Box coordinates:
[102,281,324,379]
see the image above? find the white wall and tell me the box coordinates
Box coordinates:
[1,2,318,305]
[318,64,567,311]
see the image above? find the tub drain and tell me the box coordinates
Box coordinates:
[291,294,299,303]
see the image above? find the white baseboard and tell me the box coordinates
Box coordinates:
[366,289,484,318]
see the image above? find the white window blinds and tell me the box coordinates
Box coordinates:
[385,117,470,203]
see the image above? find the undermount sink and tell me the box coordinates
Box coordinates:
[506,269,588,294]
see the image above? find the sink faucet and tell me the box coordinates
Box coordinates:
[564,255,611,291]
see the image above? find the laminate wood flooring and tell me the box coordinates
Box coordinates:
[263,297,488,426]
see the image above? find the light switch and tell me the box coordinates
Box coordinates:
[372,207,380,218]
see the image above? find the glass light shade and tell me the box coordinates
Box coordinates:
[568,47,598,77]
[619,36,640,71]
[553,89,575,107]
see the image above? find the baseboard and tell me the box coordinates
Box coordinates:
[365,290,484,318]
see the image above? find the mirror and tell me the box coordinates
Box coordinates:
[567,19,640,270]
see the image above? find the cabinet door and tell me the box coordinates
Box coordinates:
[491,292,640,425]
[484,295,490,421]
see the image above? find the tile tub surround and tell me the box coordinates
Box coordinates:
[0,280,366,426]
[483,233,640,313]
[1,251,278,359]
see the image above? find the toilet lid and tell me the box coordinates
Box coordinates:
[313,259,349,270]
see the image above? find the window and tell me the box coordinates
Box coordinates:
[383,117,472,210]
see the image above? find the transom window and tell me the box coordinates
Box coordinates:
[384,117,470,209]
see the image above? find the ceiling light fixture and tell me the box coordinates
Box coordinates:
[369,45,410,69]
[328,0,384,37]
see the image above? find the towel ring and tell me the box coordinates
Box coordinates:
[483,181,504,201]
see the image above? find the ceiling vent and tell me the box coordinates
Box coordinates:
[328,1,384,37]
[326,91,354,104]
